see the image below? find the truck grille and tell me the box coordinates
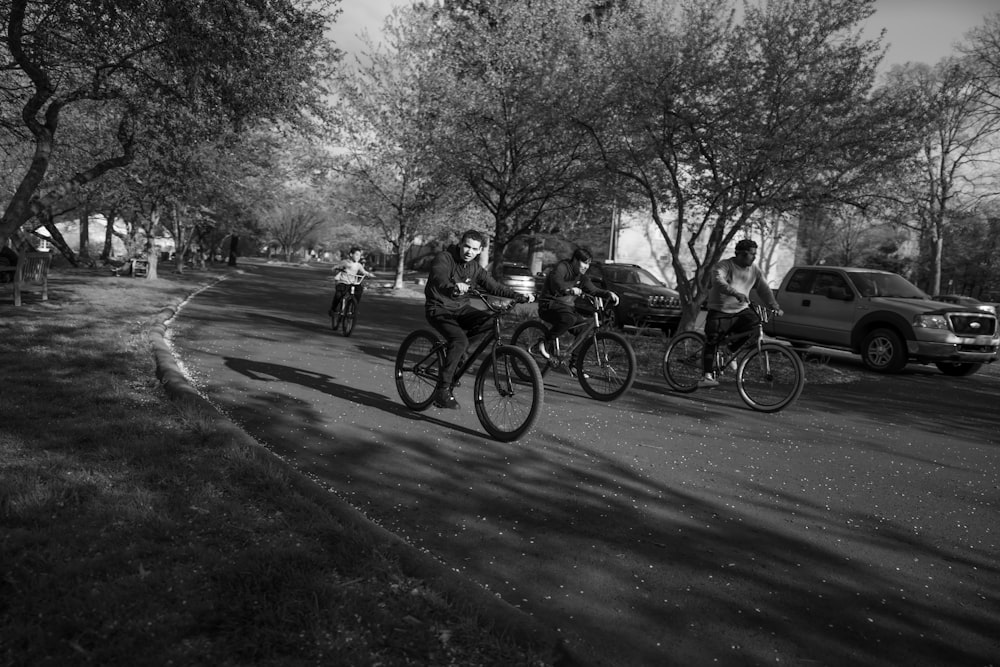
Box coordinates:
[648,295,680,309]
[950,314,997,336]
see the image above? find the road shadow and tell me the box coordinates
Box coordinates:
[222,356,485,440]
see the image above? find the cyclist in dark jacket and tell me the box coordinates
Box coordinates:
[424,229,534,409]
[536,247,619,366]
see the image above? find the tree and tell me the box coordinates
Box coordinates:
[882,59,1000,295]
[416,0,615,273]
[0,0,339,250]
[264,197,329,262]
[964,11,1000,119]
[578,0,924,329]
[328,6,463,289]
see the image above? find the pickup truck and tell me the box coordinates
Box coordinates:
[763,266,999,375]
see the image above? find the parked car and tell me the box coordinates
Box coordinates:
[583,262,682,333]
[499,262,545,297]
[931,294,996,315]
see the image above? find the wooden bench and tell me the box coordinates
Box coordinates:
[0,251,52,306]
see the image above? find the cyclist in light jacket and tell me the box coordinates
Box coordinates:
[699,239,782,388]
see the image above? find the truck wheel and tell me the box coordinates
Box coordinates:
[934,361,982,377]
[861,328,907,373]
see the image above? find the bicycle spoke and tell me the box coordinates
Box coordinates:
[663,332,704,392]
[578,332,635,401]
[395,330,442,411]
[737,344,804,412]
[474,346,542,442]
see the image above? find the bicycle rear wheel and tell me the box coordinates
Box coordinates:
[510,320,551,379]
[662,331,705,393]
[395,330,444,411]
[737,343,805,412]
[576,331,636,401]
[474,345,543,442]
[341,298,357,336]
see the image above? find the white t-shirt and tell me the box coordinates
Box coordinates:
[335,259,368,285]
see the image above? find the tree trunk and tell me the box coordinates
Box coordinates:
[101,205,116,261]
[228,235,239,266]
[37,211,78,265]
[145,206,160,280]
[932,231,944,296]
[79,205,90,261]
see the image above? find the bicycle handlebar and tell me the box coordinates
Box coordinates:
[335,272,367,285]
[469,289,529,313]
[748,302,780,323]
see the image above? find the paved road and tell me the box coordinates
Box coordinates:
[168,261,1000,667]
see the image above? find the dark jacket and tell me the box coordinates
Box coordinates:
[538,259,610,310]
[424,246,520,314]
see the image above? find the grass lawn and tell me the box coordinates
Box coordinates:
[0,263,559,666]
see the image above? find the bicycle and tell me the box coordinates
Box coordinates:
[662,303,805,412]
[394,291,544,442]
[330,274,366,337]
[511,294,637,401]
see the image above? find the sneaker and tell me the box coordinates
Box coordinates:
[566,364,590,380]
[433,388,460,409]
[726,359,738,373]
[532,340,551,359]
[697,374,719,388]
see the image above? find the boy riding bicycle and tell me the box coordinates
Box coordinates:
[700,239,783,388]
[536,247,619,376]
[329,247,371,316]
[424,229,534,409]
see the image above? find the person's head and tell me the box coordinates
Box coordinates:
[349,247,363,261]
[571,247,594,273]
[457,230,485,263]
[734,239,757,268]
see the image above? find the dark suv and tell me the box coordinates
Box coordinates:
[584,262,682,332]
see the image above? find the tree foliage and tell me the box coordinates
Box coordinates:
[414,0,615,272]
[0,0,340,250]
[328,5,462,288]
[579,0,924,328]
[880,59,1000,295]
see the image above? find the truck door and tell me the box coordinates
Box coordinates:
[778,270,855,346]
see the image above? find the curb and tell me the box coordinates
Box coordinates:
[148,305,589,666]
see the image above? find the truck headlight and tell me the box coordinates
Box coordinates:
[914,314,949,329]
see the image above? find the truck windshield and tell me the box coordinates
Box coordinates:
[848,272,928,299]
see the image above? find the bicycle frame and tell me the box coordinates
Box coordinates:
[712,303,773,374]
[451,292,512,385]
[548,294,606,361]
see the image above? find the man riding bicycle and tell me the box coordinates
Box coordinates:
[700,239,783,388]
[328,247,371,316]
[424,230,534,409]
[536,247,619,376]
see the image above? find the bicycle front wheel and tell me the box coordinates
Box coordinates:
[341,298,357,336]
[330,301,343,330]
[737,343,805,412]
[576,331,636,401]
[510,320,551,379]
[395,330,444,411]
[474,345,543,442]
[663,331,705,393]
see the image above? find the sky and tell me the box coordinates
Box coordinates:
[328,0,1000,72]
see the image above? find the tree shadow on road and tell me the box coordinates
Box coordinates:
[221,356,485,440]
